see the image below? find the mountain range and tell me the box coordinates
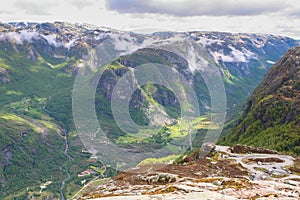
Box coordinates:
[0,22,299,199]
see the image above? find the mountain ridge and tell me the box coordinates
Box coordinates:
[222,47,300,155]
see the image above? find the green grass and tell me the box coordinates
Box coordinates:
[138,154,180,165]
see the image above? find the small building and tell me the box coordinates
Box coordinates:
[78,169,96,177]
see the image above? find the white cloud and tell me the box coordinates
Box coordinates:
[0,30,39,44]
[0,30,76,49]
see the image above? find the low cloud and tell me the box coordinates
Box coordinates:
[105,0,288,17]
[0,30,40,44]
[0,30,76,48]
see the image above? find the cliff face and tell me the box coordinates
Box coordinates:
[223,47,300,155]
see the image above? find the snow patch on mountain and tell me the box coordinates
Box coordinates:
[197,37,224,47]
[209,45,257,63]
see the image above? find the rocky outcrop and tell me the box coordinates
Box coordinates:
[76,146,300,199]
[0,67,9,84]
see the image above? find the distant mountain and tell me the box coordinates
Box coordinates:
[0,22,298,199]
[222,47,300,155]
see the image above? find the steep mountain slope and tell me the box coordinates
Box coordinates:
[0,22,298,198]
[222,47,300,155]
[0,24,104,199]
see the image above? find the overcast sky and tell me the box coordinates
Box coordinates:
[1,0,300,38]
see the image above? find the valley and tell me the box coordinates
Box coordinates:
[0,22,299,199]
